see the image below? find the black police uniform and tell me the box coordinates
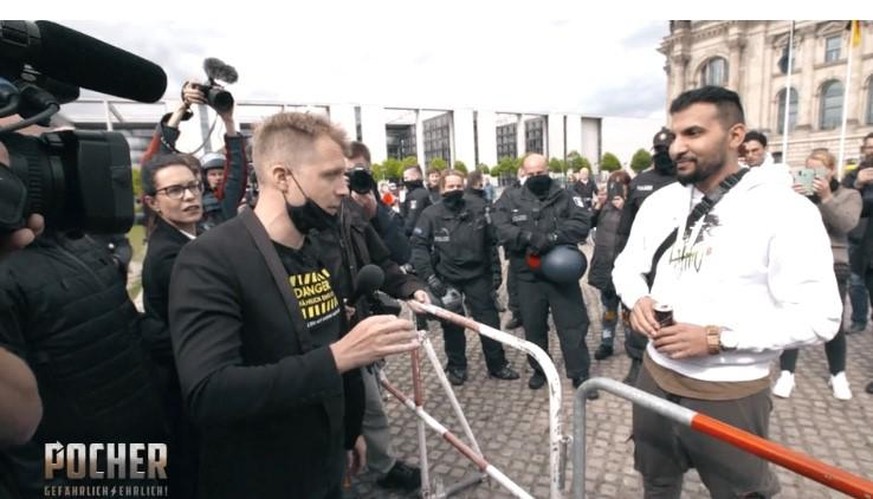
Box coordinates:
[400,181,433,237]
[493,178,593,382]
[500,181,523,323]
[411,194,511,377]
[614,130,677,381]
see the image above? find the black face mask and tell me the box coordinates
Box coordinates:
[653,149,676,175]
[468,187,485,198]
[442,190,464,210]
[286,172,337,234]
[526,175,552,197]
[404,179,424,191]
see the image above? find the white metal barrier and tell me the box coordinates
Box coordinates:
[381,301,571,498]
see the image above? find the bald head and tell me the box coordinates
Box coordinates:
[522,153,547,177]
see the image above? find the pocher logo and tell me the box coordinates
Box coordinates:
[43,442,168,498]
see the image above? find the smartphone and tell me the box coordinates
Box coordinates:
[791,167,829,196]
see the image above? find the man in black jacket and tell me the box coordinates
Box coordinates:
[411,170,520,385]
[169,112,419,498]
[493,153,594,392]
[614,127,677,384]
[1,230,168,498]
[400,165,432,237]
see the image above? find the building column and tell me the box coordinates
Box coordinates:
[328,104,357,143]
[359,105,387,164]
[415,109,425,166]
[452,108,476,167]
[547,113,565,160]
[728,37,745,93]
[565,114,583,157]
[516,114,526,156]
[798,31,816,129]
[476,110,498,167]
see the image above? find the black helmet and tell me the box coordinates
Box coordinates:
[652,127,673,151]
[539,245,588,284]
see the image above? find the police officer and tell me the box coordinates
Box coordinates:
[502,166,526,330]
[411,170,520,386]
[614,127,677,384]
[400,165,433,237]
[493,154,595,394]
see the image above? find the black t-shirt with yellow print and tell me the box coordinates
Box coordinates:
[272,240,342,348]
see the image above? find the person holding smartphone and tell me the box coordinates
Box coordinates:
[588,171,632,360]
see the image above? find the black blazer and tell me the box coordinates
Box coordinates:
[169,209,352,499]
[142,217,193,365]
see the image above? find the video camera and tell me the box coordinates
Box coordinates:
[191,57,237,114]
[0,20,168,234]
[346,164,376,195]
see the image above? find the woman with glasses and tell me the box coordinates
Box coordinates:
[140,153,204,499]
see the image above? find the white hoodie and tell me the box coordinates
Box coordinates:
[612,166,841,382]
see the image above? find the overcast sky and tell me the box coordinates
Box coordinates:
[55,7,670,120]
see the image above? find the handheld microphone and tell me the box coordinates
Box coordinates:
[348,264,385,306]
[0,20,168,103]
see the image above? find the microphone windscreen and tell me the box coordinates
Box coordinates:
[32,21,167,103]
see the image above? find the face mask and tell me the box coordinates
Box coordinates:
[526,175,552,197]
[404,179,424,191]
[286,171,337,234]
[442,190,464,210]
[653,149,676,175]
[469,187,485,198]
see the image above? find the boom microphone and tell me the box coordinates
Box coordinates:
[0,20,167,103]
[349,264,385,306]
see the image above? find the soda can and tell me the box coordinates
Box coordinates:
[653,303,674,327]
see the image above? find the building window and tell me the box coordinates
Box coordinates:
[825,35,841,63]
[819,80,844,130]
[867,76,873,125]
[700,57,728,87]
[776,88,798,134]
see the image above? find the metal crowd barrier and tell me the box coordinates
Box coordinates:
[573,377,873,499]
[381,301,571,498]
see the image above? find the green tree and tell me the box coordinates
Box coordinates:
[600,152,622,173]
[453,160,468,173]
[401,156,419,168]
[131,167,143,199]
[370,162,387,181]
[383,158,404,179]
[429,157,448,171]
[477,163,491,175]
[548,157,566,174]
[495,156,521,176]
[630,148,653,173]
[567,151,592,173]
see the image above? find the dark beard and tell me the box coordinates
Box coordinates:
[676,153,727,187]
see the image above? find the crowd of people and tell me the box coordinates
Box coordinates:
[1,83,872,499]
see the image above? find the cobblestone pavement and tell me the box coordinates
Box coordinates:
[347,247,873,498]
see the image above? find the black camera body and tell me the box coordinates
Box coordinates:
[192,82,234,114]
[199,57,238,115]
[0,130,134,234]
[347,165,376,195]
[0,20,162,235]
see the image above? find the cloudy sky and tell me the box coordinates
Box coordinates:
[45,3,671,120]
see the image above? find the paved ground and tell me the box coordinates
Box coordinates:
[127,241,873,498]
[346,247,873,498]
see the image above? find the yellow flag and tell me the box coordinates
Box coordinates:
[850,20,862,47]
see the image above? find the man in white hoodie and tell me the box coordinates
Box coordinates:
[613,86,841,498]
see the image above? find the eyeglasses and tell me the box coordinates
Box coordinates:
[155,181,203,200]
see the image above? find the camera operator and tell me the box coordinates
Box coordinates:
[0,227,168,499]
[142,82,248,232]
[347,141,411,265]
[329,141,425,491]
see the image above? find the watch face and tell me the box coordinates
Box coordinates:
[721,331,738,349]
